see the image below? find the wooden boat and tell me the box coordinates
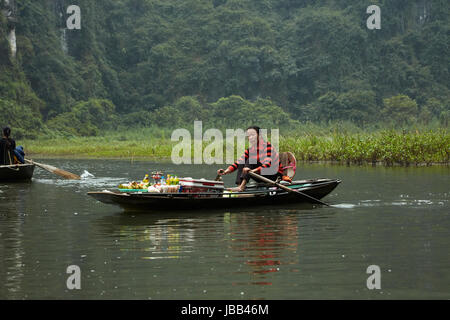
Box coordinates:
[0,163,35,181]
[88,179,341,211]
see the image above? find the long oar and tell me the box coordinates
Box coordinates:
[25,159,80,180]
[249,171,330,207]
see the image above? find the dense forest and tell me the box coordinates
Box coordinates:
[0,0,449,138]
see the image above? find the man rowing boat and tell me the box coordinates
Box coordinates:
[217,126,283,192]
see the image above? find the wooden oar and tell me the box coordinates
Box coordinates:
[249,171,330,206]
[25,159,81,180]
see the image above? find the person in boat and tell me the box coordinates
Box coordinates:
[0,126,15,165]
[217,126,284,192]
[0,126,25,165]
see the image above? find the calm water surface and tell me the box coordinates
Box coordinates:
[0,160,449,299]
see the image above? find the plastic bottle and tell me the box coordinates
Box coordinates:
[161,176,165,185]
[142,174,149,183]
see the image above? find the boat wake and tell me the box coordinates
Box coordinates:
[332,199,447,209]
[332,203,357,209]
[81,170,95,179]
[34,176,124,190]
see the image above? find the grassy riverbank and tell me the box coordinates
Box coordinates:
[283,130,449,166]
[22,128,449,166]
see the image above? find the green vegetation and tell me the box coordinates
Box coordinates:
[1,1,449,165]
[282,129,449,166]
[23,127,449,166]
[46,98,117,136]
[23,127,175,159]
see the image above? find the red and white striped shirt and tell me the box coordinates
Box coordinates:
[228,138,283,175]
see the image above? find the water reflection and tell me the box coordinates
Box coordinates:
[0,184,30,299]
[138,225,195,260]
[95,214,200,261]
[223,212,300,286]
[94,209,320,288]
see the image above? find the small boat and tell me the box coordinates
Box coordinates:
[0,163,35,181]
[87,179,341,212]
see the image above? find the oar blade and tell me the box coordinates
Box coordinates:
[26,159,81,180]
[52,168,81,180]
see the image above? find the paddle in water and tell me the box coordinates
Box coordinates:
[25,159,81,180]
[249,171,330,207]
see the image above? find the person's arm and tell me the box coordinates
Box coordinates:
[227,149,249,173]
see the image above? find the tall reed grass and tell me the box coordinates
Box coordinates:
[23,127,449,165]
[281,129,449,165]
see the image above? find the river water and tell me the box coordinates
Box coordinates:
[0,159,449,299]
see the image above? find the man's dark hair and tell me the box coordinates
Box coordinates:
[2,126,11,138]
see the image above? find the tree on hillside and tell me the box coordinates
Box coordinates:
[382,94,419,126]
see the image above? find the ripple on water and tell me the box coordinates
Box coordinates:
[337,199,446,209]
[34,176,124,190]
[332,203,357,209]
